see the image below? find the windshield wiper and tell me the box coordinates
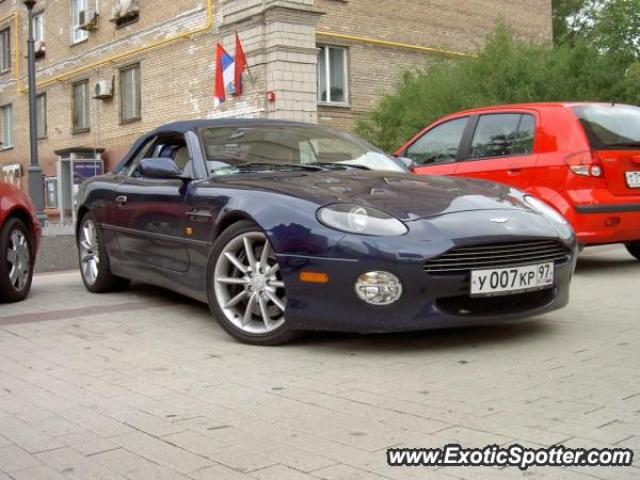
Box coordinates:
[311,162,372,171]
[210,161,375,176]
[211,162,327,175]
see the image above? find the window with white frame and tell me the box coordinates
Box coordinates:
[72,80,90,132]
[70,0,88,44]
[33,12,45,43]
[121,64,141,123]
[36,93,47,139]
[317,45,348,105]
[1,104,13,148]
[0,28,10,73]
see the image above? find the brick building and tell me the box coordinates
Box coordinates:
[0,0,551,222]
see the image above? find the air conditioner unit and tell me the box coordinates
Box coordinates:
[79,7,99,31]
[110,0,140,22]
[34,40,46,56]
[94,79,114,99]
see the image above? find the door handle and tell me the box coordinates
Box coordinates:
[507,168,523,175]
[114,195,128,206]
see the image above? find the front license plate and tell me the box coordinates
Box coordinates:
[470,263,554,297]
[625,171,640,188]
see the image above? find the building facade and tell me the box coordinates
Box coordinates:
[0,0,551,222]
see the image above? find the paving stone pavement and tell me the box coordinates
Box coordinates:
[0,246,638,480]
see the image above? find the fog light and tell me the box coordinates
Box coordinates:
[354,271,402,305]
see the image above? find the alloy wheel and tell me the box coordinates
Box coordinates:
[79,219,100,285]
[213,231,286,335]
[6,229,30,292]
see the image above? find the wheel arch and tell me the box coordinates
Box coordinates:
[76,205,90,237]
[5,207,35,233]
[213,210,261,242]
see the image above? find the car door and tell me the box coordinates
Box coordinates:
[455,112,537,191]
[400,116,470,176]
[112,133,192,273]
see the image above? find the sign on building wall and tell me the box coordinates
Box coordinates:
[1,163,22,189]
[72,160,104,184]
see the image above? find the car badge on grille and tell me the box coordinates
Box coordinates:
[489,217,510,224]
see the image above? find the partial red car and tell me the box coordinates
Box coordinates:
[395,102,640,258]
[0,182,41,302]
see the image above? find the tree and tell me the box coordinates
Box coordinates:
[356,24,639,151]
[552,0,597,46]
[590,0,640,61]
[553,0,640,61]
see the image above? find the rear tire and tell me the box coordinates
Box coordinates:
[625,241,640,261]
[77,213,130,293]
[0,218,34,303]
[206,220,299,345]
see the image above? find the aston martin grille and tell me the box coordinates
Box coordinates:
[424,240,571,274]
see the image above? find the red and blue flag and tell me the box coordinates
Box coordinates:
[214,44,235,104]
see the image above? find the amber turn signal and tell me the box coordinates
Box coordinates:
[299,271,329,284]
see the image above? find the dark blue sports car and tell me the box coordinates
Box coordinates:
[76,120,577,345]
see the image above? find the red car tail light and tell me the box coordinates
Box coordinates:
[564,151,603,177]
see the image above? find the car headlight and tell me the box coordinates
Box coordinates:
[317,204,408,236]
[524,196,567,224]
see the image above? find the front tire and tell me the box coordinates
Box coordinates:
[0,218,34,303]
[77,213,130,293]
[625,241,640,261]
[206,220,298,345]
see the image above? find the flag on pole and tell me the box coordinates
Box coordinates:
[234,33,247,96]
[214,44,235,104]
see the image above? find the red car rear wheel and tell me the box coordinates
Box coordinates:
[625,241,640,261]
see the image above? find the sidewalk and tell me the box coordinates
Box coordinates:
[0,247,638,479]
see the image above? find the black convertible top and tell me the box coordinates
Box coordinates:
[112,118,316,173]
[148,118,314,135]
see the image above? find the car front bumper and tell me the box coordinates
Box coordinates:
[276,211,577,333]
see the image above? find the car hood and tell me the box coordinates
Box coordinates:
[205,170,532,221]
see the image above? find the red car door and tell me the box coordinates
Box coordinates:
[399,116,470,176]
[454,112,537,191]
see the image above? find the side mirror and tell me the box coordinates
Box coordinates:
[396,156,417,172]
[139,158,182,179]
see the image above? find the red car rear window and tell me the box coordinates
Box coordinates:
[572,105,640,150]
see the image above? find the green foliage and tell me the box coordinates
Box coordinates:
[356,24,640,152]
[552,0,640,61]
[589,0,640,62]
[552,0,595,46]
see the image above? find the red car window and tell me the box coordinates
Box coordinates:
[405,117,468,165]
[468,113,535,160]
[572,104,640,149]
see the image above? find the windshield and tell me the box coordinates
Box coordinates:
[573,104,640,149]
[198,125,406,175]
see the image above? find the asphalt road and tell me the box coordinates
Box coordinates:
[0,245,638,480]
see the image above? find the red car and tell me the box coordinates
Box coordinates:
[396,102,640,258]
[0,182,41,302]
